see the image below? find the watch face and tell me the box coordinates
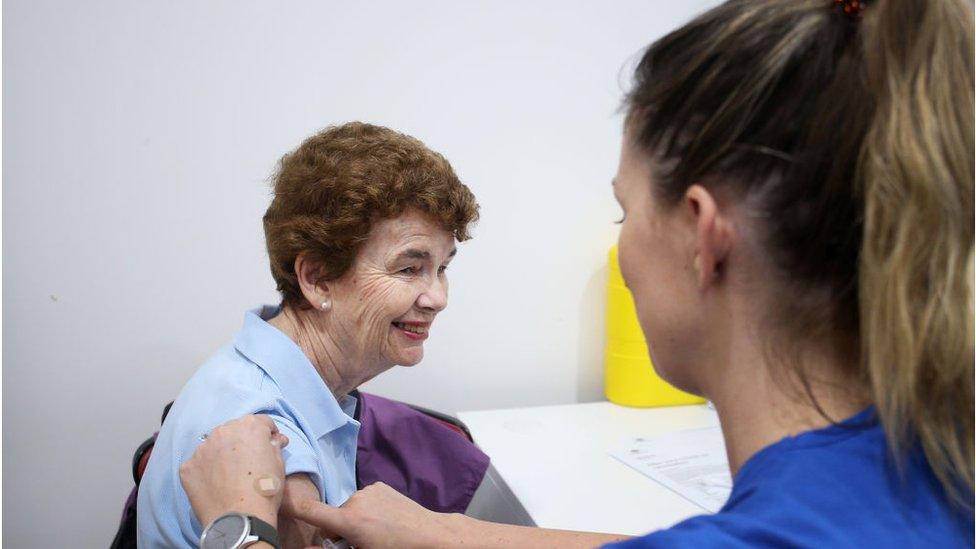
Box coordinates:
[201,514,247,549]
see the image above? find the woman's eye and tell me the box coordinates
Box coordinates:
[400,266,420,275]
[438,265,448,274]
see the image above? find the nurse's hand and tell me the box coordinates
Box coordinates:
[179,414,289,529]
[292,481,460,549]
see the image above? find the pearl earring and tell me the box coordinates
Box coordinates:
[320,300,331,312]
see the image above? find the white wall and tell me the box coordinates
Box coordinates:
[2,1,719,546]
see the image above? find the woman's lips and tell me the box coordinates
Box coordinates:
[392,321,430,341]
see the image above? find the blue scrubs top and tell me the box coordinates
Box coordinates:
[605,407,973,548]
[137,306,360,548]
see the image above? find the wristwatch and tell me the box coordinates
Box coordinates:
[200,512,280,549]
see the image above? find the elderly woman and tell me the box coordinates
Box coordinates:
[136,122,479,548]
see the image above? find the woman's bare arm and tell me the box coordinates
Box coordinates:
[278,473,324,548]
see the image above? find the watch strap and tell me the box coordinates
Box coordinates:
[246,515,280,549]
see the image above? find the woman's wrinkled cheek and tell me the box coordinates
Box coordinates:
[352,275,401,336]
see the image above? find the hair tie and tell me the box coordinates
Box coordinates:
[834,0,866,19]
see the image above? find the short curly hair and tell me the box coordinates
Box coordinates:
[263,122,480,307]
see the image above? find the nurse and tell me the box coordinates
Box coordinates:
[181,0,974,546]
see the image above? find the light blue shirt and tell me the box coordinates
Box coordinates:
[137,306,360,548]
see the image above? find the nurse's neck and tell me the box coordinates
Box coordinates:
[706,336,869,478]
[267,305,368,402]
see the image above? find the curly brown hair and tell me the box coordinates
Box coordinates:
[263,122,479,307]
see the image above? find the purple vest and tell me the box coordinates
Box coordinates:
[355,392,490,513]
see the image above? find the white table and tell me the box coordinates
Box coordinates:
[458,401,722,536]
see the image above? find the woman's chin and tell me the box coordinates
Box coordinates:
[395,349,425,367]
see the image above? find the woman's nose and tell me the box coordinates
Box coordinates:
[417,276,448,312]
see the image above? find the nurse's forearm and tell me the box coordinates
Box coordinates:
[445,513,631,549]
[293,482,631,548]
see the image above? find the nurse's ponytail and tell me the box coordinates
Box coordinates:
[625,0,974,507]
[859,0,974,506]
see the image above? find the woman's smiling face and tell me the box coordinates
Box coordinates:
[327,209,457,373]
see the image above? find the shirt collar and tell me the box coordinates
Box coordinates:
[233,305,357,438]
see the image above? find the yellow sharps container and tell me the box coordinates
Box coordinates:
[604,245,705,407]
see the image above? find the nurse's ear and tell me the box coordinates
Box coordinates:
[684,184,734,290]
[294,252,334,312]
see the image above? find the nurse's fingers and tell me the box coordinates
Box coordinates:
[292,500,349,538]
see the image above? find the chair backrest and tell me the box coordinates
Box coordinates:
[110,402,172,549]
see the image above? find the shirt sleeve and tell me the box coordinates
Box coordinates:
[260,411,326,501]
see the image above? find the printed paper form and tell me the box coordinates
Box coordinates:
[610,427,732,513]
